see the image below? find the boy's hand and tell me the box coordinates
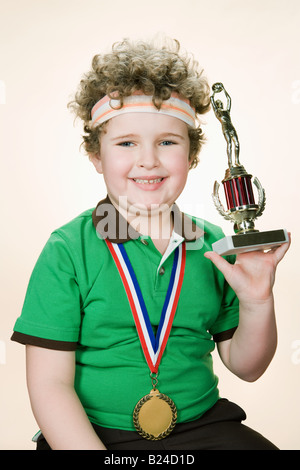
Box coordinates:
[207,234,291,381]
[204,234,291,304]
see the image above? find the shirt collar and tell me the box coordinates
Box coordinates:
[92,196,204,243]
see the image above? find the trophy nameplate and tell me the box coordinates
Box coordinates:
[210,82,288,256]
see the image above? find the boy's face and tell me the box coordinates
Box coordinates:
[91,112,191,215]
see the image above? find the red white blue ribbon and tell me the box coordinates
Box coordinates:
[105,240,186,373]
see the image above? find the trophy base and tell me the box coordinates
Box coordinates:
[212,229,289,256]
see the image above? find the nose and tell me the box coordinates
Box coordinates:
[136,145,159,170]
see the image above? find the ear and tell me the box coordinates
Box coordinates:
[89,153,103,174]
[188,156,194,170]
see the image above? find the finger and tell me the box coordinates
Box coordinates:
[269,232,291,263]
[204,251,234,277]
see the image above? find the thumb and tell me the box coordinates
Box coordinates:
[204,251,234,278]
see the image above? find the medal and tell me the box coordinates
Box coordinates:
[133,387,177,440]
[106,240,186,440]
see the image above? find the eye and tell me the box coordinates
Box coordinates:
[160,140,176,146]
[118,141,134,147]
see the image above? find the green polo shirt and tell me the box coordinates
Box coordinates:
[12,197,239,431]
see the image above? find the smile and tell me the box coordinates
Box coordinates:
[132,178,164,184]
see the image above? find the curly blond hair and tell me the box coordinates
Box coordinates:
[69,38,210,168]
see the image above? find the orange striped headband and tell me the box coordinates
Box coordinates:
[90,91,196,128]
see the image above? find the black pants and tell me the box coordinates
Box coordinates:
[36,399,278,450]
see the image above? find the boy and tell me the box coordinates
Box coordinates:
[11,38,290,450]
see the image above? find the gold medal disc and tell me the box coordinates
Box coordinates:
[133,388,177,440]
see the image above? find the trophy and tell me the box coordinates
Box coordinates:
[210,82,288,255]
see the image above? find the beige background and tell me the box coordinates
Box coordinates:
[1,0,299,450]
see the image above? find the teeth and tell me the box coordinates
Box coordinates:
[134,178,163,184]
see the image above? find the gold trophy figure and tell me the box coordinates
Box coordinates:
[211,82,241,168]
[210,82,288,255]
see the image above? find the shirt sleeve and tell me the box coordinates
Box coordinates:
[209,254,239,342]
[11,232,82,350]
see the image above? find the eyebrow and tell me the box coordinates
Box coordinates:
[160,133,185,140]
[111,133,138,141]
